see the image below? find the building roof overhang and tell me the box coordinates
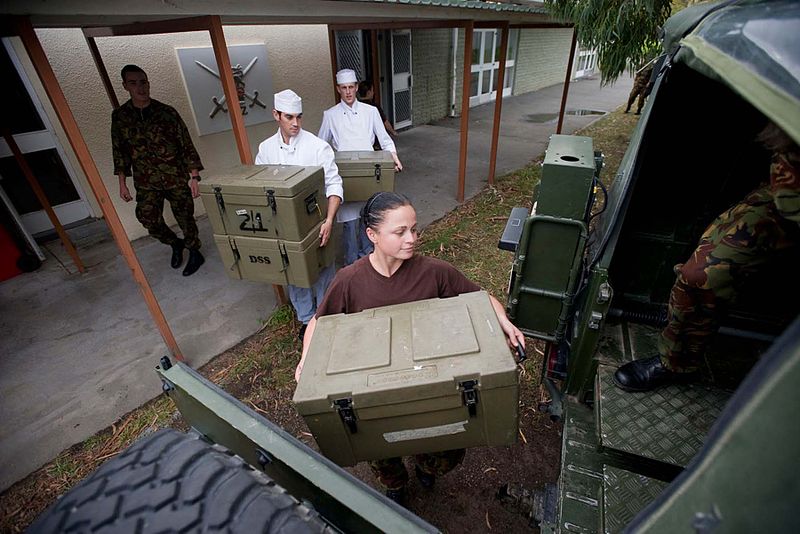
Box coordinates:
[1,0,553,29]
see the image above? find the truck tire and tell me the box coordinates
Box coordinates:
[29,429,333,533]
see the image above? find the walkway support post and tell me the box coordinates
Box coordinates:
[487,22,509,186]
[556,28,577,135]
[457,21,474,203]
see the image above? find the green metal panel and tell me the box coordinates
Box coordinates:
[564,266,612,397]
[558,399,605,534]
[507,135,596,342]
[602,466,667,534]
[293,291,519,466]
[335,150,395,202]
[155,362,439,533]
[628,320,800,533]
[596,365,730,470]
[200,164,327,241]
[536,135,596,220]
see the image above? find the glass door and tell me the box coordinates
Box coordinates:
[0,38,92,236]
[469,29,517,107]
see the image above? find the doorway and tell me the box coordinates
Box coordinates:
[0,39,92,237]
[390,30,412,129]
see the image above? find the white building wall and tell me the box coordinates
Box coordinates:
[13,25,333,241]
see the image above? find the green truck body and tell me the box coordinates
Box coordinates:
[498,1,800,531]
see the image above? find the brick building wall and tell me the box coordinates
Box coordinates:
[513,28,574,95]
[410,28,454,126]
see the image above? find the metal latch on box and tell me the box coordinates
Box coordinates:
[374,164,381,182]
[213,187,225,212]
[266,189,277,214]
[278,242,289,272]
[228,238,241,271]
[334,398,357,433]
[459,380,479,417]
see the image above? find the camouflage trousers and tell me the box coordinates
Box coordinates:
[369,449,466,491]
[135,185,200,250]
[658,185,799,371]
[625,77,650,114]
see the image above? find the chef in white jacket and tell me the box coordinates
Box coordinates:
[318,69,403,265]
[255,89,343,340]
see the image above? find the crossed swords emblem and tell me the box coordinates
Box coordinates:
[195,57,267,119]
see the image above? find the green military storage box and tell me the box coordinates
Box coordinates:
[213,221,334,287]
[292,291,519,466]
[200,164,327,242]
[334,150,395,202]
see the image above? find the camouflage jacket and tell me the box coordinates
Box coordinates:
[771,150,800,225]
[111,99,203,191]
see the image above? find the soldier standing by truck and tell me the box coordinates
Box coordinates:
[614,123,800,392]
[112,64,205,276]
[254,89,343,341]
[295,192,524,504]
[624,61,655,115]
[318,69,403,265]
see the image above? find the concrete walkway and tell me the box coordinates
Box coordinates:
[0,74,632,492]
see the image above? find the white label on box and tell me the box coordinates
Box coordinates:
[383,420,468,443]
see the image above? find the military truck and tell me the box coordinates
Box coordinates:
[497,0,800,532]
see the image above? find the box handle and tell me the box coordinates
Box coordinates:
[334,398,358,433]
[515,344,527,364]
[304,192,320,215]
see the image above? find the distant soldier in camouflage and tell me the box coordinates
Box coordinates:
[625,62,654,115]
[112,64,205,276]
[614,123,800,391]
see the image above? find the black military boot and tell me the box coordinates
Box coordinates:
[170,239,185,269]
[182,249,204,276]
[612,356,696,392]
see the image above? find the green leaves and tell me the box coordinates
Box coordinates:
[544,0,672,84]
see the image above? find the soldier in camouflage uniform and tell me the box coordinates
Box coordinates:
[112,64,205,276]
[614,123,800,391]
[625,63,654,115]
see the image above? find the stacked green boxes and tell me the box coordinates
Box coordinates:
[335,150,395,201]
[507,135,597,341]
[293,291,519,466]
[200,165,331,287]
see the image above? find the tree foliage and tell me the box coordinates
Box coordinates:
[544,0,672,84]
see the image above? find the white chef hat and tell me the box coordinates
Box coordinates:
[274,89,302,114]
[336,69,358,85]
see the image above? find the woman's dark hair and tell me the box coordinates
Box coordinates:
[361,192,412,230]
[358,81,373,99]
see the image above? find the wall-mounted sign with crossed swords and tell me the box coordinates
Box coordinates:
[194,57,267,118]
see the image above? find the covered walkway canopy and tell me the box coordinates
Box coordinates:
[0,0,576,361]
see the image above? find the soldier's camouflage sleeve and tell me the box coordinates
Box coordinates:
[174,109,203,173]
[111,109,132,177]
[771,151,800,225]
